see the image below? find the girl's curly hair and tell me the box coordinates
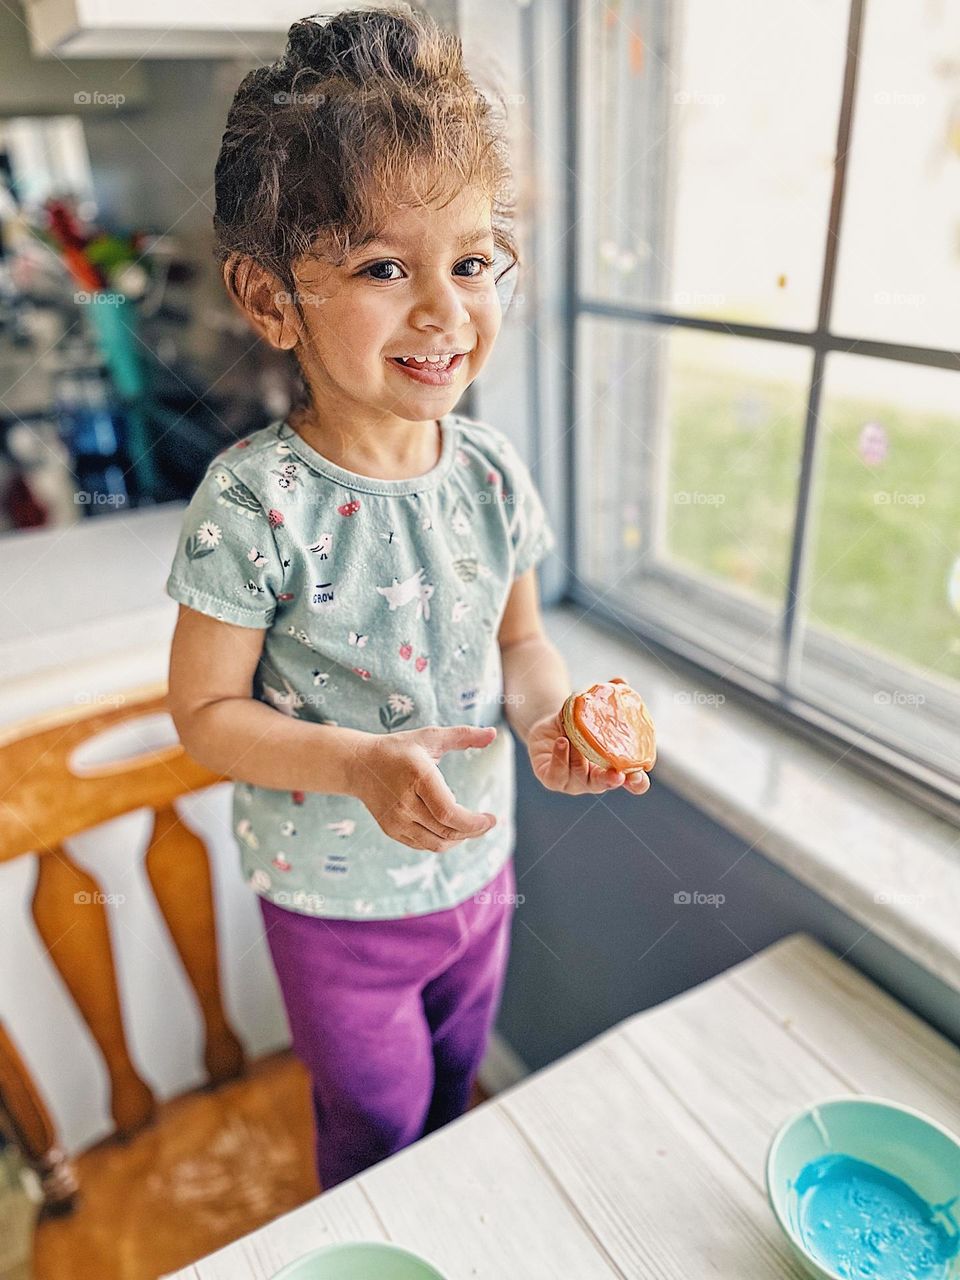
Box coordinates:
[213,4,520,311]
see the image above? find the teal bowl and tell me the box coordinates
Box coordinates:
[766,1096,960,1279]
[271,1242,446,1279]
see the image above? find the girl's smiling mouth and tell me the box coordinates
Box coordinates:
[387,351,468,386]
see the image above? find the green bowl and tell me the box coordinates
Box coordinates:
[766,1095,960,1280]
[272,1242,446,1279]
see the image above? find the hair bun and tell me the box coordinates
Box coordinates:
[284,16,335,69]
[283,8,422,80]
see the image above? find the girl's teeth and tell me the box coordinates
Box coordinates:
[399,355,453,368]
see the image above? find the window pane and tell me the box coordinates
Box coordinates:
[2,117,95,209]
[832,0,960,350]
[579,0,846,328]
[798,355,960,776]
[576,317,812,679]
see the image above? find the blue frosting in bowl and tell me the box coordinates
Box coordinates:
[795,1154,960,1279]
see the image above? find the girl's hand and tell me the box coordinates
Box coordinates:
[527,705,652,797]
[353,725,499,853]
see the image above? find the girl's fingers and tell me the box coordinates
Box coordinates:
[624,770,651,794]
[541,737,634,795]
[546,735,571,789]
[407,820,459,853]
[581,764,619,793]
[537,732,650,797]
[567,742,591,787]
[415,770,493,836]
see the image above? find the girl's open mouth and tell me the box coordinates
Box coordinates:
[387,352,467,386]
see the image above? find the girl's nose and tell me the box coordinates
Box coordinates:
[408,276,472,332]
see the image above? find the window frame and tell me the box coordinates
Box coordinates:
[559,0,960,821]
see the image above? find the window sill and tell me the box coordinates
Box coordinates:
[542,603,960,995]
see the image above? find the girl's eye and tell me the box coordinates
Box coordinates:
[362,260,403,282]
[358,256,494,282]
[455,255,495,278]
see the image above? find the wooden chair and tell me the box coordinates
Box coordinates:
[0,684,243,1214]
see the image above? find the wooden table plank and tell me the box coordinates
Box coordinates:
[500,1029,807,1278]
[162,1183,385,1280]
[165,1102,620,1280]
[354,1103,622,1279]
[731,934,960,1133]
[619,967,849,1190]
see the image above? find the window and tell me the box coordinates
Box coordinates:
[572,0,960,804]
[1,116,95,211]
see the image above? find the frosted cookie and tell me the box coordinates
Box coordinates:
[561,677,656,775]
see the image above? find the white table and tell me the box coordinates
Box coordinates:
[162,934,960,1279]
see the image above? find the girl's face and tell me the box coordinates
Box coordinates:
[289,187,503,433]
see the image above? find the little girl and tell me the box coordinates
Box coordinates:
[165,4,650,1191]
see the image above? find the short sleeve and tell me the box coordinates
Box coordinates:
[165,460,286,628]
[496,436,557,578]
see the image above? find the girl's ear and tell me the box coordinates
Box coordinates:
[222,254,303,351]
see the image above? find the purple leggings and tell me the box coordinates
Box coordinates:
[258,857,516,1189]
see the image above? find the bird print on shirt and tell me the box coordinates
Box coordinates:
[326,819,356,838]
[386,857,441,894]
[376,567,435,620]
[212,470,260,518]
[307,533,333,558]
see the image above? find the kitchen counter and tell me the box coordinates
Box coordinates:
[0,501,182,724]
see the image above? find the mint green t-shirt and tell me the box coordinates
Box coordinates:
[165,412,556,920]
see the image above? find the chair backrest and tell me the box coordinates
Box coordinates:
[0,683,241,1210]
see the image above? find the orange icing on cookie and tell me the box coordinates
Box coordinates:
[570,678,656,772]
